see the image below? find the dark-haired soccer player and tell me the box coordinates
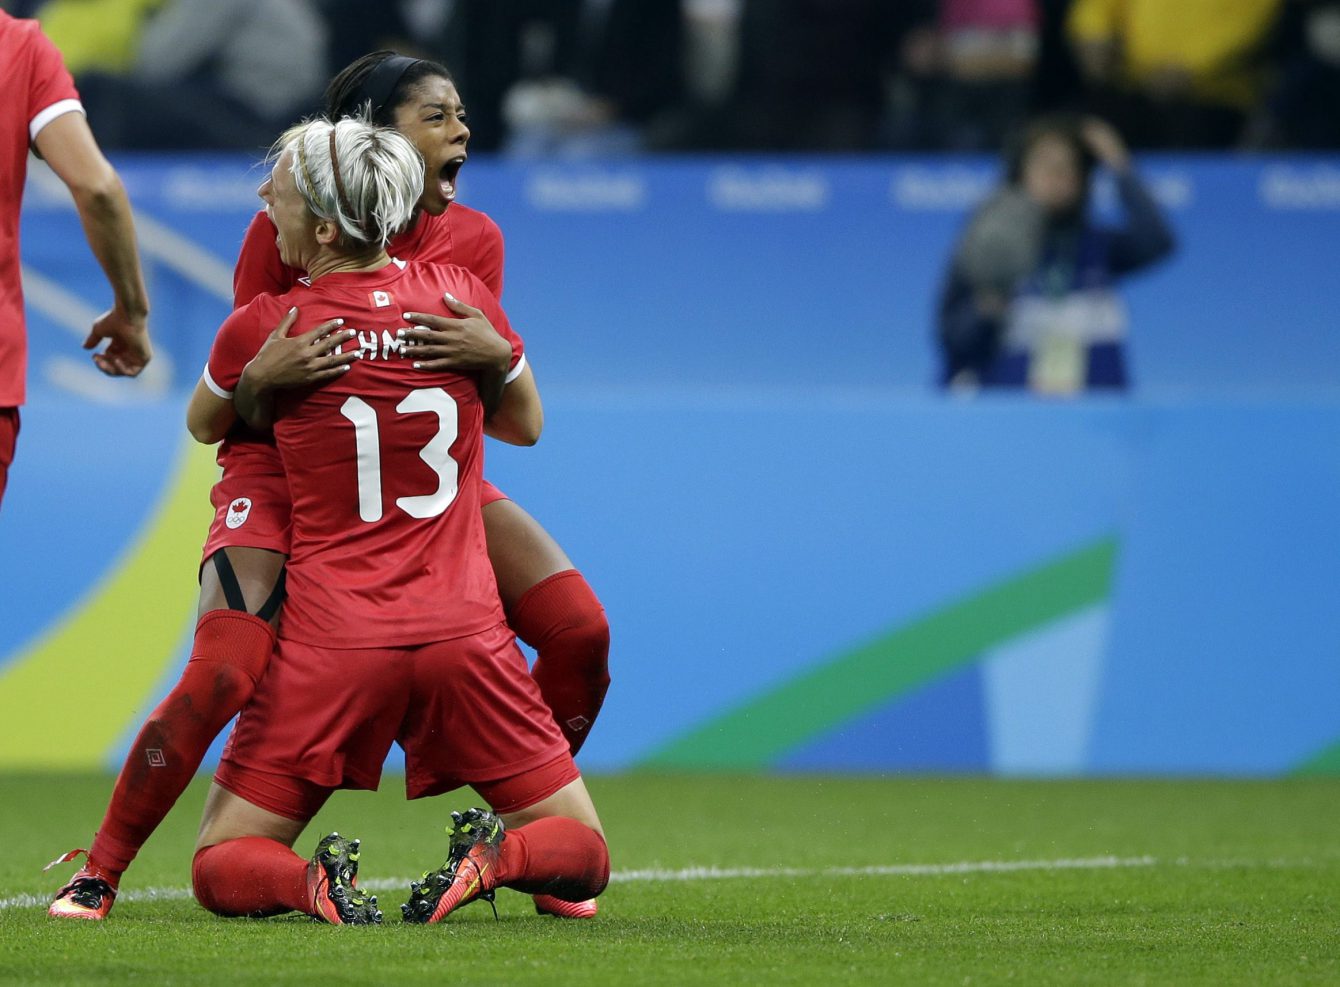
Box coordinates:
[0,9,151,508]
[187,117,608,926]
[49,51,606,920]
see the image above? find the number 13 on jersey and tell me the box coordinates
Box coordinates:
[339,387,461,523]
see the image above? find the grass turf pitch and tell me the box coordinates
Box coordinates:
[0,774,1336,985]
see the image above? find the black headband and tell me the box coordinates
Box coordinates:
[360,55,423,117]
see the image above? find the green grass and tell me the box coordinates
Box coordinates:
[1,774,1337,985]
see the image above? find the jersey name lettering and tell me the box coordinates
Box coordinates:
[337,328,410,361]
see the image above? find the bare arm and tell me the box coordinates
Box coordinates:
[233,365,277,433]
[33,110,150,377]
[399,294,513,377]
[234,309,357,430]
[188,308,354,441]
[485,360,543,446]
[187,377,236,444]
[398,293,542,441]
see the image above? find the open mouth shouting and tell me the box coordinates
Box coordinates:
[439,155,467,203]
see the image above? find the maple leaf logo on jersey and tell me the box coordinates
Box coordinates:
[225,497,252,529]
[370,290,394,308]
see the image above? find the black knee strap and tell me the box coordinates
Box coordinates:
[256,567,287,623]
[211,551,287,621]
[211,550,248,613]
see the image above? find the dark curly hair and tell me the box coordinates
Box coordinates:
[324,50,455,126]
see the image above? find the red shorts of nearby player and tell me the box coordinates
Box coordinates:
[217,621,574,818]
[200,472,293,565]
[0,407,18,507]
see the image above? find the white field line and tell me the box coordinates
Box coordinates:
[0,855,1156,912]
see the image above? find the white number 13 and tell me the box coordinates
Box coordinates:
[339,388,460,523]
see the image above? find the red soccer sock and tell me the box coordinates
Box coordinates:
[192,837,311,917]
[509,570,611,755]
[88,611,275,880]
[495,816,610,902]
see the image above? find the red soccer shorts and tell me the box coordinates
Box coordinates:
[201,471,294,564]
[218,622,572,804]
[0,407,18,507]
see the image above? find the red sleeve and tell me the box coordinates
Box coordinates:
[233,210,298,308]
[456,269,523,372]
[204,299,272,396]
[470,212,506,300]
[25,22,80,134]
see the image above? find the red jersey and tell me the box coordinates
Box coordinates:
[219,203,505,475]
[205,259,524,648]
[0,12,82,407]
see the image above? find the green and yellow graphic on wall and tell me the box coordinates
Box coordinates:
[0,437,217,768]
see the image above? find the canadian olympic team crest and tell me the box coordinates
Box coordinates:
[225,497,253,529]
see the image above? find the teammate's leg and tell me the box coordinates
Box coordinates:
[192,773,378,924]
[403,770,610,924]
[93,547,285,872]
[194,634,413,925]
[50,545,288,919]
[493,775,609,901]
[400,630,610,923]
[483,495,611,754]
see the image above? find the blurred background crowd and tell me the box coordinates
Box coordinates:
[7,0,1340,154]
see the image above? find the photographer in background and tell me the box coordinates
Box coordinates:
[936,115,1174,395]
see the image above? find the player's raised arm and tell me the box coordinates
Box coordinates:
[33,111,150,377]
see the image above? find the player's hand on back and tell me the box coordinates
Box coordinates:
[242,307,358,391]
[84,306,152,377]
[398,293,511,373]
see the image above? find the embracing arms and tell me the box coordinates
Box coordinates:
[186,293,538,444]
[399,293,543,446]
[186,309,354,442]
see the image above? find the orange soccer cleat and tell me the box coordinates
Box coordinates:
[46,849,117,921]
[307,833,381,925]
[402,808,503,924]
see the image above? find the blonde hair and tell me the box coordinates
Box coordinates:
[271,117,423,248]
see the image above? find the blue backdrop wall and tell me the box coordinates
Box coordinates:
[1,155,1337,776]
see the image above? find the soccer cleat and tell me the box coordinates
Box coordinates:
[49,870,118,920]
[49,873,117,920]
[46,848,117,921]
[307,833,382,925]
[533,894,599,919]
[401,808,504,924]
